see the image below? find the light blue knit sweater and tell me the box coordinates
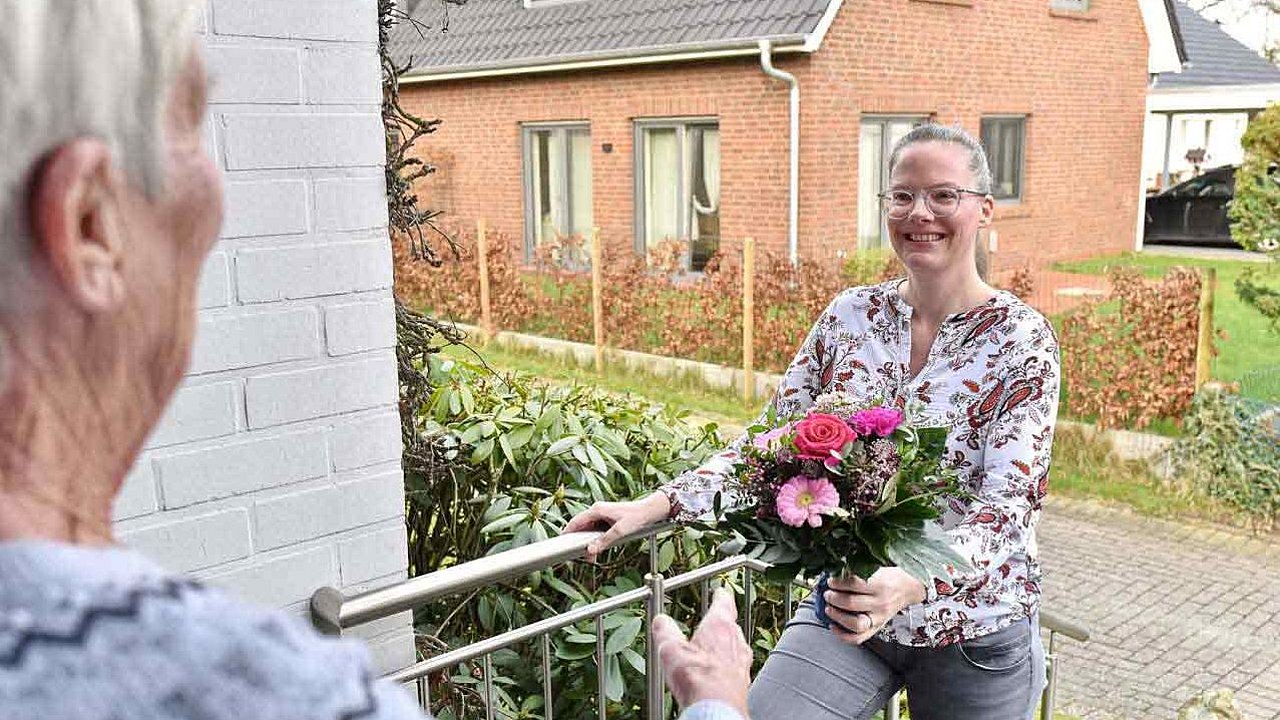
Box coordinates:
[0,541,743,720]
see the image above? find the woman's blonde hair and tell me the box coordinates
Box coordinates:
[887,123,993,194]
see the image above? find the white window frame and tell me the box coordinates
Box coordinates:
[980,116,1027,202]
[1050,0,1089,10]
[521,122,591,262]
[632,117,720,271]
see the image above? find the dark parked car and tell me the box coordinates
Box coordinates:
[1144,165,1240,248]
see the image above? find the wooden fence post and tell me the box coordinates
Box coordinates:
[1195,267,1217,388]
[591,227,604,375]
[477,218,493,341]
[743,237,755,404]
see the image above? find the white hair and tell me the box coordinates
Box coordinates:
[0,0,204,311]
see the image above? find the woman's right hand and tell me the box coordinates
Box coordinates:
[563,492,671,561]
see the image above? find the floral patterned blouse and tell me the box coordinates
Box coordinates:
[662,279,1061,648]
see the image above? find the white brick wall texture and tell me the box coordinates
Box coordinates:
[113,0,411,674]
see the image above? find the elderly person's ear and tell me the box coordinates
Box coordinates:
[31,138,128,313]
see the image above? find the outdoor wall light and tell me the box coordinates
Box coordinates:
[601,142,613,154]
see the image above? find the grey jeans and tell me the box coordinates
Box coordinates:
[748,600,1046,720]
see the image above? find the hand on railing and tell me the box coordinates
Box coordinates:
[563,492,672,561]
[654,588,753,720]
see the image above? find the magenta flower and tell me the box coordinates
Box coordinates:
[775,476,840,528]
[850,407,904,438]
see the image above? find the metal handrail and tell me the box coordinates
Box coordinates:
[311,523,1090,720]
[311,522,676,635]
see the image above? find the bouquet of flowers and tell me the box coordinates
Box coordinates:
[712,392,971,590]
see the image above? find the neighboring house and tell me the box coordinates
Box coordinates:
[1143,0,1280,191]
[393,0,1160,273]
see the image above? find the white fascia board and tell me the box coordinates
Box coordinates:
[803,0,845,53]
[1147,83,1280,112]
[1139,0,1183,75]
[401,38,809,84]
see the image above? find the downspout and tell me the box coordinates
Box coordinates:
[759,40,799,266]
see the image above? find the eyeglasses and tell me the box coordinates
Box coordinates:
[877,187,988,219]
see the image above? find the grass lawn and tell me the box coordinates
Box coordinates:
[448,340,1253,531]
[1052,251,1280,402]
[441,341,760,428]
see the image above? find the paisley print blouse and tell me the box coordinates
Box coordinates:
[662,280,1061,648]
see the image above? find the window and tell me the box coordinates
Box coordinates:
[858,117,928,249]
[522,124,593,261]
[1050,0,1088,10]
[980,117,1026,201]
[634,119,721,271]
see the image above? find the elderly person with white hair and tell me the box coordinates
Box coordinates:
[0,3,753,719]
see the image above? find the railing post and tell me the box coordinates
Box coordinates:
[1041,631,1059,720]
[597,615,608,720]
[484,654,496,720]
[542,634,555,720]
[885,691,901,720]
[646,572,667,720]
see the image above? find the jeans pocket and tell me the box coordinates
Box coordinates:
[956,626,1033,672]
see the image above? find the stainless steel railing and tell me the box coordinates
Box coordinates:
[311,523,1087,720]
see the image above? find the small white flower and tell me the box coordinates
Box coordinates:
[812,391,861,415]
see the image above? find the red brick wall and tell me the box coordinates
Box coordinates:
[399,0,1150,271]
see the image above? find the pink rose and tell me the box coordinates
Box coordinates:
[850,407,904,438]
[792,413,856,460]
[775,476,840,528]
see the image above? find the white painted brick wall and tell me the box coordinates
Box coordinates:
[220,179,309,238]
[115,0,411,673]
[236,239,393,303]
[325,298,397,356]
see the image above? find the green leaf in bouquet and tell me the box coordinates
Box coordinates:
[878,497,940,527]
[876,474,898,513]
[915,426,949,458]
[883,523,973,589]
[766,544,802,565]
[763,562,802,584]
[716,533,746,556]
[853,521,892,566]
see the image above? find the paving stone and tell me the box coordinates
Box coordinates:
[1041,498,1280,720]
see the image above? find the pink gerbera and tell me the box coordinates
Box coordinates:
[775,476,840,528]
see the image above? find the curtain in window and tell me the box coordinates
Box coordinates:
[644,127,680,247]
[692,128,720,223]
[569,129,593,239]
[858,122,884,249]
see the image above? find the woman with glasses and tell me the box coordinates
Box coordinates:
[566,124,1059,719]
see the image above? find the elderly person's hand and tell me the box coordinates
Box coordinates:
[652,588,753,719]
[823,569,926,645]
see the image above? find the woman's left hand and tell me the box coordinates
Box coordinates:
[824,568,927,645]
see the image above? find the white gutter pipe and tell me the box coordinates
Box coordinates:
[758,40,800,267]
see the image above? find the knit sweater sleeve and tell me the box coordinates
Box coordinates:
[0,571,427,720]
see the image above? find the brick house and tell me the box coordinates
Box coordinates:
[393,0,1175,273]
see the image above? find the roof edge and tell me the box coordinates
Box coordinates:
[802,0,846,52]
[1163,0,1189,63]
[401,34,811,84]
